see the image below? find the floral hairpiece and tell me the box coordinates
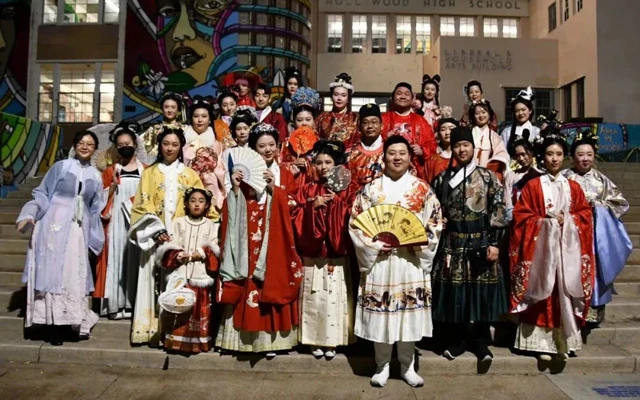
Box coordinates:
[251,122,278,135]
[109,121,142,143]
[573,128,599,151]
[440,106,453,119]
[471,98,488,106]
[184,186,214,201]
[512,86,535,102]
[329,72,355,93]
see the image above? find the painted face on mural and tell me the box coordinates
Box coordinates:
[158,0,230,85]
[0,4,17,80]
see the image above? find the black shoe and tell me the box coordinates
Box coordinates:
[476,342,493,361]
[48,326,63,346]
[443,341,466,360]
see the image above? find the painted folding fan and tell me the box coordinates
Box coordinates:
[352,204,429,247]
[326,165,352,192]
[227,147,268,193]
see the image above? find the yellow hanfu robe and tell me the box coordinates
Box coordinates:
[128,161,212,345]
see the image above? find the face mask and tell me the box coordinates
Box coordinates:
[117,146,136,158]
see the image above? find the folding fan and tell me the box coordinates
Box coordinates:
[352,204,429,247]
[227,147,268,193]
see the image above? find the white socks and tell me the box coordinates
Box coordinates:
[371,342,393,387]
[397,341,424,388]
[371,364,390,387]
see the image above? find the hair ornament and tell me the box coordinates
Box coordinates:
[329,72,355,93]
[291,87,322,110]
[512,86,535,103]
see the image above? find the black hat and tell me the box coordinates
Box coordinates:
[450,126,475,148]
[393,82,412,94]
[359,103,381,120]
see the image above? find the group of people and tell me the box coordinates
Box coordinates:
[17,67,631,388]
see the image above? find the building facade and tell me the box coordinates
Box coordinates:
[312,0,640,124]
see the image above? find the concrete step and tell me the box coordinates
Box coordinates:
[582,322,640,347]
[6,190,33,200]
[597,163,640,171]
[0,238,29,255]
[619,266,640,281]
[623,222,640,235]
[0,210,23,223]
[615,282,640,297]
[0,254,26,272]
[606,295,640,324]
[0,329,635,375]
[0,224,30,239]
[629,235,640,248]
[0,272,23,286]
[0,198,29,207]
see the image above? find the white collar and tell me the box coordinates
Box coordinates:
[394,110,412,117]
[258,106,272,122]
[158,159,183,173]
[437,147,452,159]
[519,120,533,130]
[449,161,477,189]
[362,136,383,151]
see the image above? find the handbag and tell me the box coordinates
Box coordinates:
[158,268,196,314]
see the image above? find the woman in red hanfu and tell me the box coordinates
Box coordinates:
[316,73,360,150]
[510,126,594,364]
[424,108,458,185]
[215,131,303,358]
[381,82,436,181]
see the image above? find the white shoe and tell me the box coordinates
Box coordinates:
[538,354,552,361]
[266,352,277,359]
[311,347,324,358]
[401,368,424,388]
[324,349,336,360]
[122,310,132,319]
[370,364,390,387]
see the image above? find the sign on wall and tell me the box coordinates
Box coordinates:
[319,0,529,17]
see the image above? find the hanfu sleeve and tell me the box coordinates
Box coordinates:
[129,168,165,250]
[326,190,352,255]
[156,219,185,270]
[17,160,64,224]
[600,173,629,219]
[417,117,437,160]
[87,173,106,255]
[348,185,385,273]
[486,171,507,247]
[412,186,442,272]
[291,185,326,257]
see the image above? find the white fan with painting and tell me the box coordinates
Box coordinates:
[227,147,268,193]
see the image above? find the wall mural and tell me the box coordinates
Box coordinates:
[0,0,29,116]
[0,112,62,196]
[123,0,312,124]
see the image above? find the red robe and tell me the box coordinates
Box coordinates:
[424,152,456,186]
[238,95,256,108]
[278,137,316,188]
[291,181,351,259]
[346,141,384,189]
[161,245,219,353]
[382,111,437,180]
[316,110,360,150]
[216,187,302,332]
[510,177,595,330]
[259,108,288,142]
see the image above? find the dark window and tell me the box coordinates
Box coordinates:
[576,78,585,118]
[504,88,555,124]
[548,2,557,32]
[563,84,572,120]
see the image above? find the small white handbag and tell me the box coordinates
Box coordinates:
[158,273,196,314]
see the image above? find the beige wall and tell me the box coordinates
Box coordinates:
[434,36,557,121]
[316,54,425,93]
[528,0,598,119]
[596,0,640,124]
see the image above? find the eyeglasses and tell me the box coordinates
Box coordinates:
[76,141,96,148]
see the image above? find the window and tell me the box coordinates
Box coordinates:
[502,19,518,38]
[351,15,367,53]
[327,14,343,53]
[483,18,499,38]
[563,0,570,22]
[563,84,572,120]
[416,16,431,54]
[548,2,557,32]
[576,78,585,118]
[372,16,387,54]
[38,65,54,122]
[503,88,555,124]
[575,0,583,13]
[396,16,412,54]
[43,0,119,24]
[440,17,455,37]
[37,63,116,123]
[459,17,474,37]
[323,97,387,112]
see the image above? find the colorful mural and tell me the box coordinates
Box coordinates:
[0,112,62,196]
[0,0,29,116]
[123,0,312,124]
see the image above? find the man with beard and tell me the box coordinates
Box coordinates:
[254,83,288,142]
[431,126,508,370]
[381,82,436,181]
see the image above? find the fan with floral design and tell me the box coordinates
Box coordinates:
[289,126,318,157]
[326,165,352,192]
[352,204,429,247]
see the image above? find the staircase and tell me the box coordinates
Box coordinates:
[0,165,639,374]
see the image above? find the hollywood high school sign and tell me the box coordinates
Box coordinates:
[320,0,529,17]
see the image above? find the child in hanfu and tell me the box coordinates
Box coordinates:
[156,187,220,354]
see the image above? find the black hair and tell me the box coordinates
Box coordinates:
[183,187,213,217]
[217,90,238,108]
[189,96,213,122]
[154,127,186,164]
[109,120,141,145]
[535,129,568,167]
[73,130,99,149]
[506,98,535,153]
[292,104,318,122]
[512,138,535,156]
[329,72,354,113]
[160,92,183,108]
[383,135,413,157]
[420,74,441,107]
[283,66,303,100]
[312,140,346,166]
[230,109,258,138]
[468,101,496,127]
[248,124,280,150]
[466,80,483,96]
[569,128,598,156]
[253,82,270,96]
